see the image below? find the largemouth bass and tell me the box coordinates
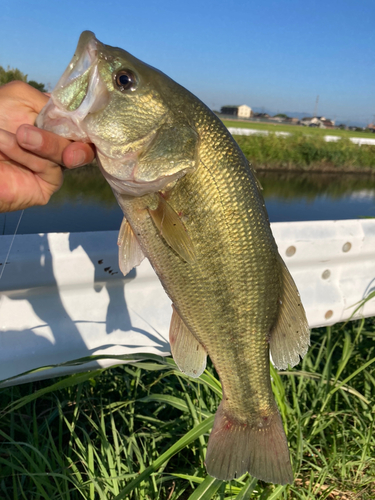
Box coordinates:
[37,31,310,484]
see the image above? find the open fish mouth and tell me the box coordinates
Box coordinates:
[37,31,187,196]
[36,31,110,141]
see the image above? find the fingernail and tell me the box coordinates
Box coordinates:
[71,149,86,167]
[19,127,43,149]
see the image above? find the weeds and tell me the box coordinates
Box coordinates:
[235,133,375,172]
[0,318,374,499]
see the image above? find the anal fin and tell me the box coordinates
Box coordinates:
[148,194,196,264]
[169,305,206,378]
[117,217,145,276]
[270,257,310,370]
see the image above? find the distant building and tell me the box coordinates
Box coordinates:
[320,118,335,129]
[301,116,335,128]
[269,116,284,123]
[253,112,270,119]
[220,105,253,118]
[238,105,252,118]
[220,106,237,116]
[367,123,375,133]
[285,117,300,125]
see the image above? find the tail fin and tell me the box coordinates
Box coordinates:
[205,402,293,484]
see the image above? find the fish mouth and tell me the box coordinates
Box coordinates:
[36,31,110,141]
[37,31,179,197]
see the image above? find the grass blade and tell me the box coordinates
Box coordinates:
[113,416,214,499]
[188,475,223,499]
[236,476,258,499]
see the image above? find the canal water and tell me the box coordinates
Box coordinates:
[1,167,374,235]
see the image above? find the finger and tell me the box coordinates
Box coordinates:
[0,156,61,213]
[16,124,95,168]
[0,128,57,174]
[62,141,96,169]
[16,124,72,165]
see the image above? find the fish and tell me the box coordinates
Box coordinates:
[36,31,310,484]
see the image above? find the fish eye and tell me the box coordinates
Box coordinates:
[114,70,137,92]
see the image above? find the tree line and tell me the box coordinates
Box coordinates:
[0,65,47,92]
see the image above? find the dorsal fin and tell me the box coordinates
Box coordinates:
[117,217,145,276]
[169,305,207,378]
[269,258,310,370]
[148,194,196,264]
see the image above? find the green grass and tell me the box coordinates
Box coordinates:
[221,119,375,171]
[234,133,375,172]
[0,317,374,499]
[222,120,375,139]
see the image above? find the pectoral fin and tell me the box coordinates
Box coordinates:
[169,305,207,378]
[148,194,196,263]
[269,257,310,370]
[117,217,145,276]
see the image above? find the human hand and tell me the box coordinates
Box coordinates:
[0,81,95,212]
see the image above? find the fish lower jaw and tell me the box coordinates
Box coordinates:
[36,101,90,142]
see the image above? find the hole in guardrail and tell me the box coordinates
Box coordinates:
[325,310,333,320]
[322,270,331,280]
[286,245,296,257]
[342,242,352,253]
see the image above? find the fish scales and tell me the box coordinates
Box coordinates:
[117,100,281,449]
[36,31,310,485]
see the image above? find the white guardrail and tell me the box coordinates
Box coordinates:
[0,219,374,387]
[227,127,375,146]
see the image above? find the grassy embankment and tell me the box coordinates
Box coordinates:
[222,120,375,138]
[222,120,375,173]
[0,316,374,499]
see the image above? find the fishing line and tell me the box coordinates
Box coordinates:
[0,209,24,285]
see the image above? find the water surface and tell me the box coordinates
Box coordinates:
[1,168,374,235]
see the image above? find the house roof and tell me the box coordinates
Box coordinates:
[222,104,251,109]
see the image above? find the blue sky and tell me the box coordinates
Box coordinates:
[1,0,374,125]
